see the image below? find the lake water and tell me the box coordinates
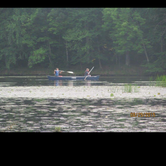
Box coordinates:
[0,75,152,87]
[0,75,166,132]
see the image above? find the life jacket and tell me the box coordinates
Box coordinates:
[84,71,89,76]
[55,70,59,76]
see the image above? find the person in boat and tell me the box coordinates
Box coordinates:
[84,68,91,76]
[54,68,62,77]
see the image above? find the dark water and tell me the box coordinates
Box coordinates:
[0,75,152,87]
[0,75,165,132]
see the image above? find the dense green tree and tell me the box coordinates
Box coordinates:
[0,8,166,74]
[141,8,166,74]
[102,8,151,66]
[0,8,23,69]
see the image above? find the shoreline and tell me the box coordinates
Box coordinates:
[0,65,153,76]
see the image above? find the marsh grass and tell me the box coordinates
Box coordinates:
[123,84,139,93]
[123,84,132,93]
[155,75,166,87]
[55,127,61,132]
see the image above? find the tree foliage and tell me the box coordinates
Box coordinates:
[0,8,166,74]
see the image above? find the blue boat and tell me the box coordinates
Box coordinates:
[47,75,100,81]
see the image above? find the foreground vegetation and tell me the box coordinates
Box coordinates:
[149,75,166,87]
[123,84,140,93]
[0,8,166,75]
[155,75,166,87]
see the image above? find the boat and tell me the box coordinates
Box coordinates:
[47,75,100,81]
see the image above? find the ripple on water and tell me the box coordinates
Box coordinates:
[1,97,166,132]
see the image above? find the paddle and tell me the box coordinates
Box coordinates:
[60,70,74,74]
[67,71,74,74]
[84,66,94,80]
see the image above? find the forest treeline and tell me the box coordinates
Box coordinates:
[0,8,166,74]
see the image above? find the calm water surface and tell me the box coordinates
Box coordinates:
[0,75,152,87]
[0,75,165,132]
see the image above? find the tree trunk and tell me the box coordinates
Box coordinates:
[48,42,52,65]
[96,37,102,69]
[142,43,149,63]
[65,41,69,67]
[125,51,130,66]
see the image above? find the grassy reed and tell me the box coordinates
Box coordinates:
[124,84,132,93]
[123,84,139,93]
[155,75,166,87]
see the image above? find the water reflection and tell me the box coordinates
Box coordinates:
[0,75,154,86]
[68,81,73,86]
[53,80,92,86]
[0,98,166,132]
[54,80,63,86]
[85,80,91,86]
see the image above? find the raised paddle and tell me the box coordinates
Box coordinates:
[84,66,94,80]
[60,70,74,74]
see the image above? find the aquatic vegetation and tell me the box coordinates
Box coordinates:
[155,75,166,87]
[123,84,139,93]
[110,93,114,97]
[55,127,61,132]
[124,84,132,93]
